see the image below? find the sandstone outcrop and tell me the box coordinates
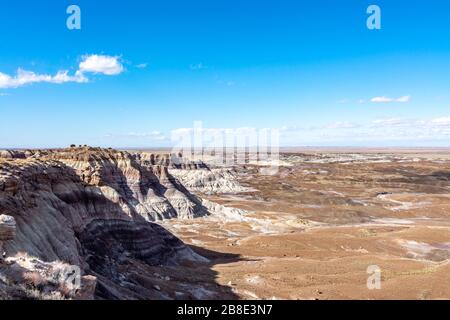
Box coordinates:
[42,148,209,221]
[170,167,252,194]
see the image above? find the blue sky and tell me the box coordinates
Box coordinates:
[1,0,450,148]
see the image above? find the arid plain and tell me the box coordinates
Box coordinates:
[1,148,449,300]
[161,149,450,300]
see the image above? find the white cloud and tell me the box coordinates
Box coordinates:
[0,68,87,89]
[327,121,360,129]
[371,97,392,103]
[370,95,411,103]
[396,95,411,103]
[371,117,450,129]
[430,117,450,126]
[372,118,415,127]
[78,55,124,75]
[168,117,450,147]
[0,54,124,89]
[171,126,266,138]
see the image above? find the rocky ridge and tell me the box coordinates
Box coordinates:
[0,147,245,299]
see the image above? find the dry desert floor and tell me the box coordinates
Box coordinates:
[161,151,450,300]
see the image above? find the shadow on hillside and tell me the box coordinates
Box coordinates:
[106,155,211,220]
[1,160,240,300]
[180,244,244,300]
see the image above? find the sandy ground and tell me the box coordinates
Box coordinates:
[160,152,450,300]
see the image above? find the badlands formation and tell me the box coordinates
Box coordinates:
[0,147,449,299]
[0,147,232,299]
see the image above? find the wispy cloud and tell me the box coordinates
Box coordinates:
[327,121,361,129]
[430,117,450,126]
[371,118,417,127]
[370,95,411,103]
[0,69,87,89]
[365,116,450,141]
[277,116,450,145]
[136,63,148,69]
[337,96,411,104]
[0,54,124,89]
[104,131,167,141]
[160,116,450,147]
[189,63,206,70]
[370,117,450,128]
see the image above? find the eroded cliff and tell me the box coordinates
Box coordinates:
[0,148,240,299]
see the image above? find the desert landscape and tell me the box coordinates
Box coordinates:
[0,147,449,300]
[1,0,449,307]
